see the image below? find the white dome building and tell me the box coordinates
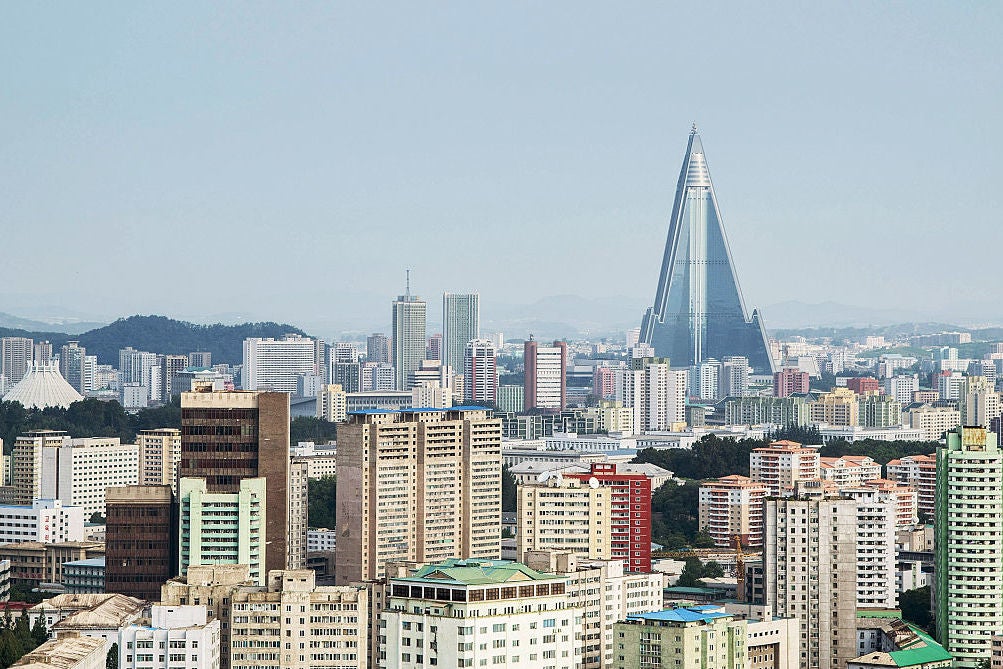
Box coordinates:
[3,361,84,409]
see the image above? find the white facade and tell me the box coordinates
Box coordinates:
[242,335,318,393]
[463,338,497,405]
[882,374,919,404]
[392,294,427,391]
[137,428,181,492]
[818,456,882,488]
[533,344,565,410]
[411,381,452,408]
[316,384,348,422]
[616,361,686,433]
[307,528,337,552]
[842,487,898,609]
[120,605,221,669]
[291,443,337,479]
[36,437,140,518]
[0,499,84,545]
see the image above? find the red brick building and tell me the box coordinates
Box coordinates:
[846,377,880,394]
[567,462,651,572]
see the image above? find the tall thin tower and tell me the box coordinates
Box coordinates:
[442,292,480,375]
[639,126,774,373]
[392,271,427,390]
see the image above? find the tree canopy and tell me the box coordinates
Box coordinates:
[308,477,337,529]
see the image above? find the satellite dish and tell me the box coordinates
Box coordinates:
[537,471,551,484]
[589,477,600,489]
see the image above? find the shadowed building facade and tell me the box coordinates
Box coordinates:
[639,127,775,373]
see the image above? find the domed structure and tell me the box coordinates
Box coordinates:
[3,361,84,409]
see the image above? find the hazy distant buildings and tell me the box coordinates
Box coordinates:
[392,286,427,390]
[1,337,34,386]
[188,351,211,368]
[59,341,87,393]
[617,357,687,432]
[442,292,479,374]
[638,127,774,373]
[241,335,318,392]
[366,333,391,364]
[524,338,567,411]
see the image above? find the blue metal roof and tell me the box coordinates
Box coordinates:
[628,607,732,623]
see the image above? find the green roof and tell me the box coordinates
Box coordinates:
[888,626,952,667]
[856,609,902,618]
[398,559,559,586]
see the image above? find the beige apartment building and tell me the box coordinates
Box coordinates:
[137,428,181,491]
[335,407,502,584]
[810,387,859,426]
[905,404,960,441]
[819,455,881,488]
[517,475,612,560]
[749,440,820,497]
[886,454,937,520]
[698,475,768,548]
[230,570,367,669]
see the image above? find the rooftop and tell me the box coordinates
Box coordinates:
[626,606,733,624]
[3,362,83,410]
[13,634,105,669]
[395,559,560,587]
[32,593,144,630]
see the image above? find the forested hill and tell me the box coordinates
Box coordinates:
[0,315,308,366]
[78,316,307,365]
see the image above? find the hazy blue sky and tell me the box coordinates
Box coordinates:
[2,3,1001,334]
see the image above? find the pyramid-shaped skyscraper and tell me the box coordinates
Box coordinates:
[639,127,775,373]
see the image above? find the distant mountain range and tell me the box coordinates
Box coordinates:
[0,311,105,335]
[0,315,306,366]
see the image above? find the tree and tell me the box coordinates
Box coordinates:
[13,610,31,653]
[501,466,517,513]
[307,477,337,530]
[290,417,338,444]
[0,626,23,668]
[89,512,105,524]
[29,613,47,648]
[106,642,119,669]
[900,586,933,632]
[675,558,706,588]
[691,531,716,548]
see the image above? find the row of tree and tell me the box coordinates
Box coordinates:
[0,397,339,455]
[0,606,49,668]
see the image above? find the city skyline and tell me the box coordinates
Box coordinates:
[2,4,1002,333]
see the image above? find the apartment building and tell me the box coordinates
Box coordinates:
[749,440,820,497]
[119,605,221,669]
[137,428,181,491]
[886,454,937,520]
[818,455,881,488]
[698,475,768,548]
[517,475,611,561]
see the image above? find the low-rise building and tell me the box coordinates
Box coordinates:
[31,593,145,654]
[291,443,337,479]
[1,541,105,590]
[119,605,221,669]
[12,633,105,669]
[307,528,336,553]
[819,455,882,488]
[62,557,105,594]
[849,617,951,669]
[0,499,84,545]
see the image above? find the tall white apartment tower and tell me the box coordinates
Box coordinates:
[442,292,479,376]
[392,278,427,391]
[616,357,686,432]
[463,338,497,405]
[241,335,317,392]
[764,479,857,669]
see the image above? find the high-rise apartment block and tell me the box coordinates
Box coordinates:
[179,477,267,585]
[524,338,567,411]
[137,428,181,491]
[392,288,427,391]
[59,341,87,393]
[617,357,686,432]
[567,462,652,572]
[188,351,212,368]
[335,407,502,583]
[592,365,617,400]
[1,337,34,386]
[810,387,859,426]
[698,475,767,548]
[883,374,920,404]
[180,390,302,574]
[11,431,139,517]
[316,383,348,422]
[749,440,820,497]
[463,338,497,405]
[961,375,1001,428]
[230,570,367,669]
[935,426,1003,666]
[442,292,479,375]
[773,368,810,397]
[426,332,442,361]
[366,333,391,364]
[105,485,177,601]
[724,395,810,427]
[718,355,750,397]
[887,453,937,520]
[905,404,960,441]
[517,476,612,560]
[241,335,318,393]
[765,480,857,669]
